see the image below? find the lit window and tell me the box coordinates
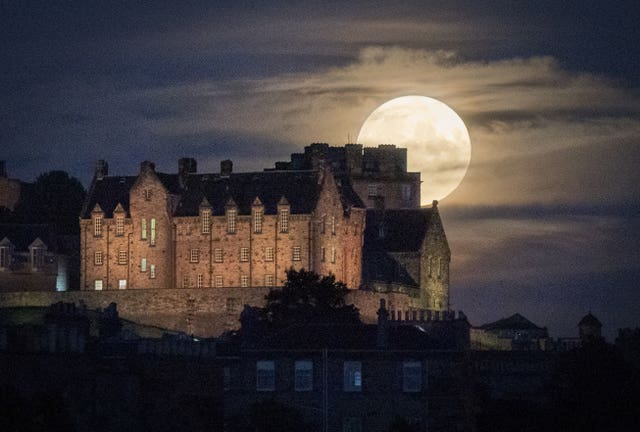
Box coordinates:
[367,184,378,197]
[141,218,147,240]
[118,279,127,290]
[94,251,103,265]
[331,216,336,234]
[140,258,147,272]
[183,275,189,288]
[343,361,362,392]
[116,217,124,236]
[295,360,313,391]
[265,247,274,261]
[150,218,156,245]
[197,273,204,288]
[253,208,263,233]
[149,264,156,278]
[240,275,249,287]
[292,246,301,261]
[215,275,224,288]
[201,209,211,234]
[256,360,275,391]
[402,361,422,392]
[227,208,237,234]
[265,274,274,287]
[214,248,223,263]
[279,208,289,233]
[240,247,249,262]
[118,250,128,265]
[321,247,326,262]
[94,216,102,237]
[94,279,103,291]
[190,249,200,263]
[331,247,336,263]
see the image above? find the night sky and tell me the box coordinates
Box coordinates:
[2,1,639,339]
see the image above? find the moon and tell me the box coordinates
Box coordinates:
[357,95,471,204]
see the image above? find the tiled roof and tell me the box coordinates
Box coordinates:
[578,312,602,327]
[0,224,54,251]
[364,208,433,252]
[479,313,544,331]
[81,176,136,218]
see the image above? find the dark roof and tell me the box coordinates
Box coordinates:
[578,312,602,327]
[81,176,136,218]
[364,208,433,252]
[479,313,544,331]
[0,224,55,251]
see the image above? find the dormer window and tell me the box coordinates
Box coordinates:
[0,245,11,269]
[279,208,289,233]
[94,215,103,237]
[201,209,211,234]
[116,216,124,236]
[227,208,237,234]
[253,208,263,233]
[31,247,44,270]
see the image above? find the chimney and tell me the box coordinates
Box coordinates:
[95,160,108,180]
[140,161,155,174]
[377,299,389,349]
[178,158,197,175]
[221,160,233,177]
[0,161,6,177]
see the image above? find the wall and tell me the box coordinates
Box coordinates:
[0,176,21,211]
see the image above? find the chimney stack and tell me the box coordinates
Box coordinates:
[140,161,155,174]
[178,158,197,176]
[377,298,389,349]
[95,160,108,180]
[221,159,233,176]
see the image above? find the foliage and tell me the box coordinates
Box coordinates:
[14,170,86,234]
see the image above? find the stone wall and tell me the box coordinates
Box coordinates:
[0,175,21,211]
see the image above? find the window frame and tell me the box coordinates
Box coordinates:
[256,360,276,392]
[94,251,103,266]
[240,247,249,262]
[279,208,289,233]
[292,246,301,261]
[294,360,313,392]
[343,361,362,392]
[402,361,422,393]
[190,248,200,263]
[201,209,211,234]
[227,208,237,234]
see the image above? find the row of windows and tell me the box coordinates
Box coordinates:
[201,208,291,235]
[320,247,337,263]
[186,246,303,263]
[0,246,46,270]
[367,184,413,201]
[94,216,157,245]
[253,360,423,393]
[181,274,275,288]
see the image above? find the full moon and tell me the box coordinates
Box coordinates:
[357,96,471,204]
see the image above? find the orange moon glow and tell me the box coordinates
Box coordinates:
[357,96,471,204]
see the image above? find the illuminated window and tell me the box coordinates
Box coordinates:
[343,361,362,392]
[140,258,147,272]
[149,264,156,279]
[215,275,224,288]
[190,249,200,263]
[321,247,326,262]
[279,208,289,233]
[94,279,103,291]
[256,360,275,391]
[116,216,124,236]
[367,184,378,197]
[118,279,127,290]
[253,209,263,233]
[240,275,249,287]
[292,246,301,261]
[197,273,204,288]
[183,275,189,288]
[94,251,103,265]
[118,250,127,265]
[265,274,274,287]
[214,248,223,263]
[265,247,274,261]
[227,208,237,234]
[295,360,313,391]
[331,216,336,235]
[201,209,211,234]
[150,218,156,245]
[94,216,102,237]
[331,247,336,263]
[141,218,147,240]
[402,361,422,392]
[240,247,249,262]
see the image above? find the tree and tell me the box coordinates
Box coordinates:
[14,170,86,234]
[262,268,360,330]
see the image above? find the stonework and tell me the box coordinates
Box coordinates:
[0,161,21,212]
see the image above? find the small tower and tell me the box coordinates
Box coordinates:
[578,312,602,342]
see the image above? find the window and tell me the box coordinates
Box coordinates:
[331,216,336,235]
[321,247,326,262]
[227,208,237,234]
[149,264,156,279]
[197,273,204,288]
[140,258,146,272]
[367,184,378,197]
[240,247,249,262]
[215,275,224,288]
[253,209,263,233]
[226,297,238,313]
[150,218,156,245]
[402,184,412,201]
[190,249,200,263]
[343,417,362,432]
[265,274,274,287]
[183,275,189,288]
[402,361,422,392]
[214,248,223,263]
[240,275,249,287]
[343,361,362,392]
[94,251,103,265]
[118,279,127,290]
[94,279,103,291]
[94,216,102,237]
[31,247,44,270]
[292,246,301,261]
[331,247,336,263]
[256,361,275,391]
[201,209,211,234]
[141,218,147,240]
[295,360,313,391]
[118,250,128,265]
[265,247,274,261]
[0,247,9,268]
[279,208,289,233]
[116,217,124,236]
[143,188,152,201]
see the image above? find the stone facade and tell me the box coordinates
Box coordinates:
[0,161,21,212]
